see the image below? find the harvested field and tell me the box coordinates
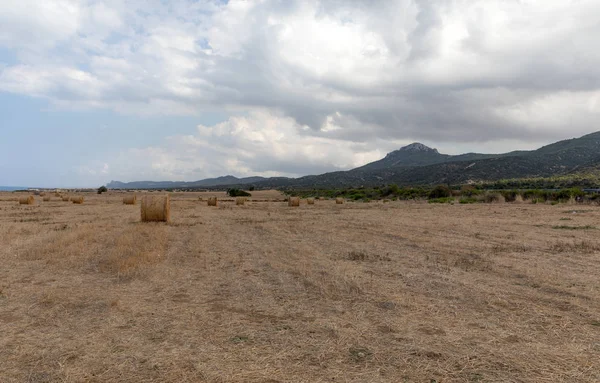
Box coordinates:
[1,191,599,382]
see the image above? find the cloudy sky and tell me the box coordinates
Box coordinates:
[1,0,599,187]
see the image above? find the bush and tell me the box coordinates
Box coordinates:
[459,197,478,204]
[428,197,454,204]
[554,188,584,202]
[460,185,480,197]
[227,189,251,197]
[429,185,452,199]
[482,192,505,203]
[523,189,549,202]
[97,186,107,194]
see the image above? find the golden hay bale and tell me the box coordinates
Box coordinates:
[307,198,315,205]
[288,197,300,207]
[39,192,46,197]
[55,192,62,197]
[141,195,170,223]
[123,195,137,205]
[336,198,344,204]
[19,196,34,205]
[72,196,84,204]
[198,197,203,201]
[236,197,246,205]
[208,197,218,206]
[62,196,70,202]
[43,196,51,202]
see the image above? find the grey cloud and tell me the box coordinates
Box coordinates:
[2,0,600,175]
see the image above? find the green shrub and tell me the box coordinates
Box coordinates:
[523,189,549,202]
[97,186,107,194]
[460,185,482,197]
[459,197,478,204]
[429,185,452,199]
[428,197,454,204]
[499,190,520,202]
[554,188,584,202]
[227,189,252,197]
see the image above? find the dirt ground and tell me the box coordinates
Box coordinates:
[1,191,599,382]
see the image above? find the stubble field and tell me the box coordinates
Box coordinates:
[1,191,599,382]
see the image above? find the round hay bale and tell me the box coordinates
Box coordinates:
[123,195,137,205]
[198,197,203,201]
[19,196,34,205]
[288,197,300,207]
[62,196,70,202]
[72,196,84,204]
[141,195,170,223]
[39,192,46,197]
[307,198,315,205]
[236,197,246,206]
[43,196,51,202]
[208,197,218,206]
[336,198,344,204]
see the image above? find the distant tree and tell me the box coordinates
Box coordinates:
[227,189,251,197]
[428,185,452,199]
[248,185,255,191]
[97,185,108,194]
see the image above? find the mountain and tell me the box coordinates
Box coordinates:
[108,131,600,189]
[107,176,268,189]
[355,142,521,171]
[355,143,447,170]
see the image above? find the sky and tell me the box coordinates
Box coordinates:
[1,0,599,188]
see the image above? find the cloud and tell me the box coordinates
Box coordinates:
[105,110,395,181]
[1,0,600,183]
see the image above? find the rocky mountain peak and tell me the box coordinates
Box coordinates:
[399,143,439,154]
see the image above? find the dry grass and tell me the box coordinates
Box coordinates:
[1,192,599,382]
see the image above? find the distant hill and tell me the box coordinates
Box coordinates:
[107,176,268,189]
[108,131,600,189]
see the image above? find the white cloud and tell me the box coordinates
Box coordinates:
[105,110,394,182]
[0,0,81,51]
